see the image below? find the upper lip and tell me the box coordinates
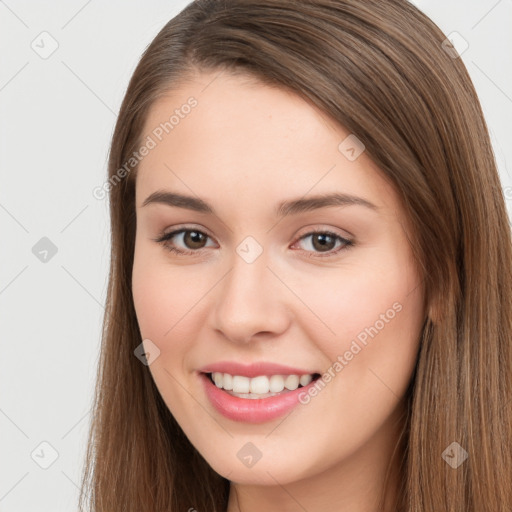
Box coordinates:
[198,361,319,378]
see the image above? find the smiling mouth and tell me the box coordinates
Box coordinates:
[204,371,322,399]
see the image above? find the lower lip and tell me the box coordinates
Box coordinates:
[199,372,318,424]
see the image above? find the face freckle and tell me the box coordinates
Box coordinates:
[131,70,425,493]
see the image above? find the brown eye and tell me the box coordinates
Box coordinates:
[182,230,208,249]
[294,230,353,258]
[155,228,215,255]
[310,233,337,252]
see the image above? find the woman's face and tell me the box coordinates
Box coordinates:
[132,70,425,487]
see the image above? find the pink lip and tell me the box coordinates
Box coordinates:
[198,371,320,424]
[197,361,317,378]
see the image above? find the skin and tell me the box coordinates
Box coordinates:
[131,69,426,512]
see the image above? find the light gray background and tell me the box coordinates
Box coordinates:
[1,1,511,511]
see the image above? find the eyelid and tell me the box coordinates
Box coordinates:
[153,225,218,248]
[294,224,353,240]
[157,223,352,241]
[155,223,216,241]
[154,224,354,257]
[291,228,353,257]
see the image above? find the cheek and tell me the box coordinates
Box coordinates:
[131,251,205,416]
[292,246,424,392]
[132,245,206,342]
[131,265,171,341]
[300,260,418,324]
[285,257,423,458]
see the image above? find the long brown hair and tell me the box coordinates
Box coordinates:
[79,1,512,510]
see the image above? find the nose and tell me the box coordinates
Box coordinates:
[210,248,291,345]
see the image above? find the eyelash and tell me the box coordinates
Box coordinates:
[153,226,354,258]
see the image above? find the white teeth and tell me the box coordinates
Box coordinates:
[269,375,285,392]
[299,374,313,386]
[213,372,223,387]
[284,374,299,390]
[210,372,315,396]
[249,376,269,394]
[232,375,250,393]
[222,373,233,390]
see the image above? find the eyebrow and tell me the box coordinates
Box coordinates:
[141,190,379,216]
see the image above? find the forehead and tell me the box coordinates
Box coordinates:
[136,70,399,216]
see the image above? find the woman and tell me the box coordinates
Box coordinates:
[79,1,512,510]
